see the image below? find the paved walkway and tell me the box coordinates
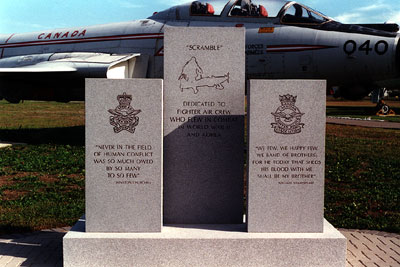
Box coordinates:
[0,227,399,266]
[340,229,400,267]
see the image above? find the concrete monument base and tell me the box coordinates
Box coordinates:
[63,218,346,267]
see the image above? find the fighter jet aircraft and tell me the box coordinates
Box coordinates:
[0,0,399,103]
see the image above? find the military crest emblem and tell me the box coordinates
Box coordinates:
[271,94,304,134]
[108,92,141,134]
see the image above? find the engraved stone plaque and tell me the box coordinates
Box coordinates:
[247,80,326,233]
[85,79,163,232]
[163,27,245,224]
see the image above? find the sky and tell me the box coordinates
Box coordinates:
[0,0,399,34]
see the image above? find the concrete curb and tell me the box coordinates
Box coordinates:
[327,117,400,129]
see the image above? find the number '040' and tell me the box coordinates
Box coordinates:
[343,40,388,56]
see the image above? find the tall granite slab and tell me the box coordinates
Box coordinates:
[163,27,245,223]
[247,80,326,233]
[85,79,163,232]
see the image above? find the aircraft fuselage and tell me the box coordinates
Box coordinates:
[0,0,399,102]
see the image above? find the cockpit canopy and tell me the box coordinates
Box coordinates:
[189,0,284,17]
[150,0,331,25]
[280,3,330,24]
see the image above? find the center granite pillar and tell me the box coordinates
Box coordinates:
[163,27,245,224]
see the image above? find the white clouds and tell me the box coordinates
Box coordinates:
[151,0,188,10]
[335,13,362,24]
[388,11,400,24]
[0,19,47,34]
[111,0,144,9]
[356,3,389,12]
[166,0,189,5]
[333,1,400,25]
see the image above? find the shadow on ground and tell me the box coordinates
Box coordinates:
[0,229,66,266]
[0,126,85,145]
[0,225,34,236]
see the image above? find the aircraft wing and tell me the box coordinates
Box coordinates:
[0,53,148,78]
[0,65,77,73]
[0,52,149,102]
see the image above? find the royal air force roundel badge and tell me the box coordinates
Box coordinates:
[108,92,141,134]
[271,94,305,135]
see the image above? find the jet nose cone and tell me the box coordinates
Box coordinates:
[397,35,400,75]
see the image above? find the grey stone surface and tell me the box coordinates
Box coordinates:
[63,218,346,267]
[85,79,163,232]
[163,27,245,224]
[247,80,326,233]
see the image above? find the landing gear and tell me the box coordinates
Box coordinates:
[5,97,21,104]
[376,99,396,116]
[2,87,22,103]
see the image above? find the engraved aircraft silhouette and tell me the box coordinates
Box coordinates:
[178,57,230,94]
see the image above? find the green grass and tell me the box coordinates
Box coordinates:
[0,145,85,234]
[0,100,86,234]
[325,125,400,233]
[0,100,399,234]
[0,100,84,129]
[0,100,85,145]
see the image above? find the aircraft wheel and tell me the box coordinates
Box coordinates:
[381,104,390,115]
